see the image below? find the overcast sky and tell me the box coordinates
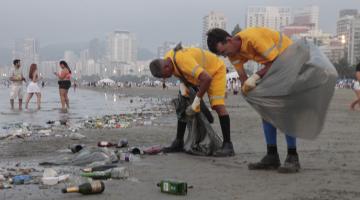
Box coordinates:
[0,0,359,51]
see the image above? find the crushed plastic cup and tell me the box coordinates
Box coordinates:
[42,168,69,185]
[117,138,128,148]
[42,174,70,186]
[69,133,86,140]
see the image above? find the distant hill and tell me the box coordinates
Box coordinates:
[1,43,156,65]
[0,48,12,66]
[40,42,88,60]
[137,48,156,61]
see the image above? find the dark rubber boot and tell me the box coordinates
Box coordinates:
[278,154,301,173]
[162,139,184,153]
[213,142,235,157]
[248,154,281,170]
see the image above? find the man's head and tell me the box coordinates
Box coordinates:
[13,59,21,68]
[207,28,241,57]
[149,58,174,79]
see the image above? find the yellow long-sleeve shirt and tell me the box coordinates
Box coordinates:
[164,47,224,86]
[229,27,293,74]
[164,47,227,106]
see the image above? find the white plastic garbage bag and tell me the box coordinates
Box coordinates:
[244,39,338,139]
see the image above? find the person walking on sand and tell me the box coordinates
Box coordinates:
[54,60,72,112]
[350,63,360,110]
[73,81,77,92]
[9,59,26,110]
[25,64,41,110]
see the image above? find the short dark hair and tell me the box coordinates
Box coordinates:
[207,28,231,55]
[356,62,360,72]
[149,59,163,78]
[13,59,20,65]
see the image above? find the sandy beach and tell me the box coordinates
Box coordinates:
[1,87,360,200]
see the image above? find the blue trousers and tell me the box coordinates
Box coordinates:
[262,120,296,148]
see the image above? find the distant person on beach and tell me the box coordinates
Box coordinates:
[25,64,41,110]
[350,63,360,110]
[41,81,45,88]
[73,81,77,92]
[9,59,26,110]
[54,60,71,112]
[207,27,299,173]
[149,45,234,157]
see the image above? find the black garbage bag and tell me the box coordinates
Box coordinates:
[172,92,222,156]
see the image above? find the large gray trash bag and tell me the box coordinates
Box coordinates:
[244,39,338,139]
[39,147,118,166]
[172,93,222,156]
[184,114,223,156]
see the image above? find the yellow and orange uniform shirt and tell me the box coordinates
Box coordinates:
[229,27,293,75]
[165,47,227,106]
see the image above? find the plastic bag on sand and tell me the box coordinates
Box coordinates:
[172,93,222,156]
[243,39,338,139]
[39,147,118,166]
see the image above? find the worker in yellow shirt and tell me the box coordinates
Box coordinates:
[149,46,234,157]
[207,27,300,173]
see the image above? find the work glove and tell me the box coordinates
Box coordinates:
[186,96,201,116]
[241,74,260,96]
[179,83,189,97]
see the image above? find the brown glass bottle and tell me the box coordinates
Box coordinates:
[61,181,105,195]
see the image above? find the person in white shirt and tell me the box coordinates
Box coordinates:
[9,59,26,110]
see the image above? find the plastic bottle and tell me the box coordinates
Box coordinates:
[109,167,129,179]
[119,152,140,162]
[11,175,32,185]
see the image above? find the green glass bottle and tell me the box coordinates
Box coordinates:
[157,180,188,195]
[80,171,111,180]
[81,164,118,173]
[61,181,105,195]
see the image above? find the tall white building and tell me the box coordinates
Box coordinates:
[246,6,291,31]
[293,5,320,31]
[349,17,360,65]
[107,31,137,64]
[202,11,227,49]
[336,9,360,65]
[319,38,346,64]
[157,41,176,58]
[13,38,40,73]
[40,61,57,78]
[64,51,78,69]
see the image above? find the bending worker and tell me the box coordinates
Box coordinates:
[207,27,300,173]
[149,45,234,157]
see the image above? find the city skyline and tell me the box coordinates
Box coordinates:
[0,0,359,51]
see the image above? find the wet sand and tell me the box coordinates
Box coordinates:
[1,88,360,200]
